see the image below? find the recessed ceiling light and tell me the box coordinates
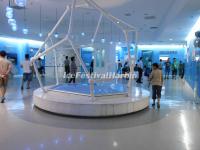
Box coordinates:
[81,32,85,36]
[169,38,173,41]
[117,21,120,24]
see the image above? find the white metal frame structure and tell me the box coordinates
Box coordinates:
[31,0,138,99]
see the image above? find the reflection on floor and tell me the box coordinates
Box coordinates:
[49,82,127,96]
[0,77,200,150]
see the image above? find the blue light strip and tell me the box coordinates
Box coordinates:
[0,36,43,47]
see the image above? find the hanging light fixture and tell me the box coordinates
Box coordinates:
[54,8,59,38]
[110,22,113,44]
[38,5,43,37]
[101,18,106,43]
[22,8,28,34]
[81,13,85,37]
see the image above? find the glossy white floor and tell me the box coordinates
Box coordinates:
[0,77,200,150]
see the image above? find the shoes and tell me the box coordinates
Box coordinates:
[157,103,160,109]
[152,103,155,107]
[21,86,24,90]
[1,97,5,103]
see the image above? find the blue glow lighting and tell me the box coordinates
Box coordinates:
[22,28,28,34]
[81,32,85,36]
[185,16,200,42]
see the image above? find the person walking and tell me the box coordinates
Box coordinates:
[178,61,184,79]
[136,57,143,83]
[149,63,163,109]
[159,59,163,70]
[21,54,33,90]
[164,58,171,79]
[64,56,70,82]
[90,59,94,74]
[117,59,122,74]
[0,51,12,103]
[172,58,178,79]
[69,57,77,83]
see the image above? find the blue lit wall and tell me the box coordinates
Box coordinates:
[137,45,186,63]
[185,41,200,97]
[0,37,42,75]
[116,45,186,63]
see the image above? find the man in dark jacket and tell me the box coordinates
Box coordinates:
[69,57,77,83]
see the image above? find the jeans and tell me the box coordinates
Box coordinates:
[152,85,162,100]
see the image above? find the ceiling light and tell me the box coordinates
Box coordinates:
[118,42,121,45]
[117,21,120,24]
[22,28,28,34]
[12,25,17,31]
[39,33,43,37]
[8,19,16,26]
[91,38,94,43]
[54,33,59,38]
[6,7,13,13]
[110,41,113,45]
[169,38,173,41]
[15,0,27,7]
[101,38,106,43]
[81,32,85,36]
[6,11,13,19]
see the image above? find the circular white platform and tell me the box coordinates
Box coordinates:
[33,86,150,117]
